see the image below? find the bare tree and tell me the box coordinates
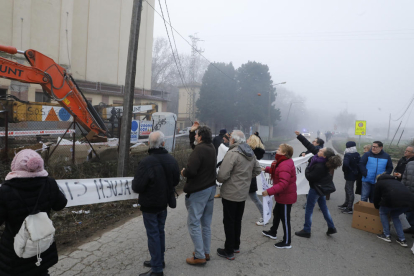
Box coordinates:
[151,37,209,90]
[151,37,179,90]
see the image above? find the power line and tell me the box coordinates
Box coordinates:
[392,94,414,121]
[145,0,236,83]
[403,100,414,129]
[164,0,184,81]
[156,0,191,94]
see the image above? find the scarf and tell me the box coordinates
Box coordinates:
[270,154,289,180]
[344,146,357,154]
[308,155,326,168]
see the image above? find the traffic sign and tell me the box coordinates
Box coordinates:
[355,120,366,135]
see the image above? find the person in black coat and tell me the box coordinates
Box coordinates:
[299,137,324,157]
[293,132,342,238]
[374,174,414,246]
[299,137,324,209]
[339,141,360,214]
[132,131,180,276]
[393,146,414,180]
[246,134,266,225]
[0,149,67,276]
[212,129,227,155]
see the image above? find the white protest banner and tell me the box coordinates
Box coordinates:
[257,154,312,195]
[0,129,75,137]
[216,145,312,194]
[260,172,274,225]
[56,178,137,207]
[216,144,229,187]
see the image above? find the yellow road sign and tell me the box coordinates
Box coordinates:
[355,120,366,135]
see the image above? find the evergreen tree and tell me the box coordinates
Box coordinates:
[235,61,281,130]
[196,62,237,130]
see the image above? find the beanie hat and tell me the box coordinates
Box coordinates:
[220,129,227,135]
[346,141,356,148]
[5,149,48,180]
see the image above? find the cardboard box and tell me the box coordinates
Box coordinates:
[352,201,383,234]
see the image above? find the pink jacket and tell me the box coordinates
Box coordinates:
[265,158,297,204]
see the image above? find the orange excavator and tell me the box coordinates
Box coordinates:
[0,44,110,140]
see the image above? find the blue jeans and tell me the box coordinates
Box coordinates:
[379,206,407,241]
[142,209,167,273]
[361,182,375,203]
[185,186,216,259]
[249,192,263,217]
[304,188,335,233]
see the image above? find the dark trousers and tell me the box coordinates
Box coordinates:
[270,203,292,245]
[222,198,245,254]
[142,209,167,273]
[344,180,355,209]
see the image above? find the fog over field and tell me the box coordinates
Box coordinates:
[153,0,414,140]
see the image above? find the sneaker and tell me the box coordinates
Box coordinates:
[216,248,235,260]
[256,218,267,226]
[396,239,408,247]
[326,227,337,236]
[341,208,353,214]
[377,234,391,242]
[262,230,277,240]
[214,194,221,198]
[295,229,311,238]
[338,203,347,209]
[274,241,292,249]
[233,248,240,253]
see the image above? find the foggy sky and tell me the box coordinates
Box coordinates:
[152,0,414,134]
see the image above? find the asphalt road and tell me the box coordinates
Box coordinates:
[50,136,414,276]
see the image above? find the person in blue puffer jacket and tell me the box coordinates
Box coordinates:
[358,141,393,202]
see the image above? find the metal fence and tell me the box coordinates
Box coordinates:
[0,112,105,166]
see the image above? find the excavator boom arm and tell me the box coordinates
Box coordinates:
[0,45,109,138]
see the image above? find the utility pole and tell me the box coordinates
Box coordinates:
[387,113,391,141]
[268,88,272,141]
[270,82,286,140]
[117,0,143,177]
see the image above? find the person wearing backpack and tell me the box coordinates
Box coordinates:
[0,149,67,276]
[338,141,361,214]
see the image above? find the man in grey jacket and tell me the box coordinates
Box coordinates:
[402,161,414,233]
[216,130,262,260]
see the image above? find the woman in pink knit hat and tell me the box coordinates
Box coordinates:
[0,149,67,276]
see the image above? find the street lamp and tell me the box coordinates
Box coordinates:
[268,82,286,140]
[286,101,303,133]
[286,101,303,122]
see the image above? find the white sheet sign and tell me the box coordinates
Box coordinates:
[216,145,313,195]
[260,172,274,225]
[256,154,312,195]
[56,178,137,207]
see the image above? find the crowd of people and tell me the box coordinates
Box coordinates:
[94,127,414,275]
[1,125,414,276]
